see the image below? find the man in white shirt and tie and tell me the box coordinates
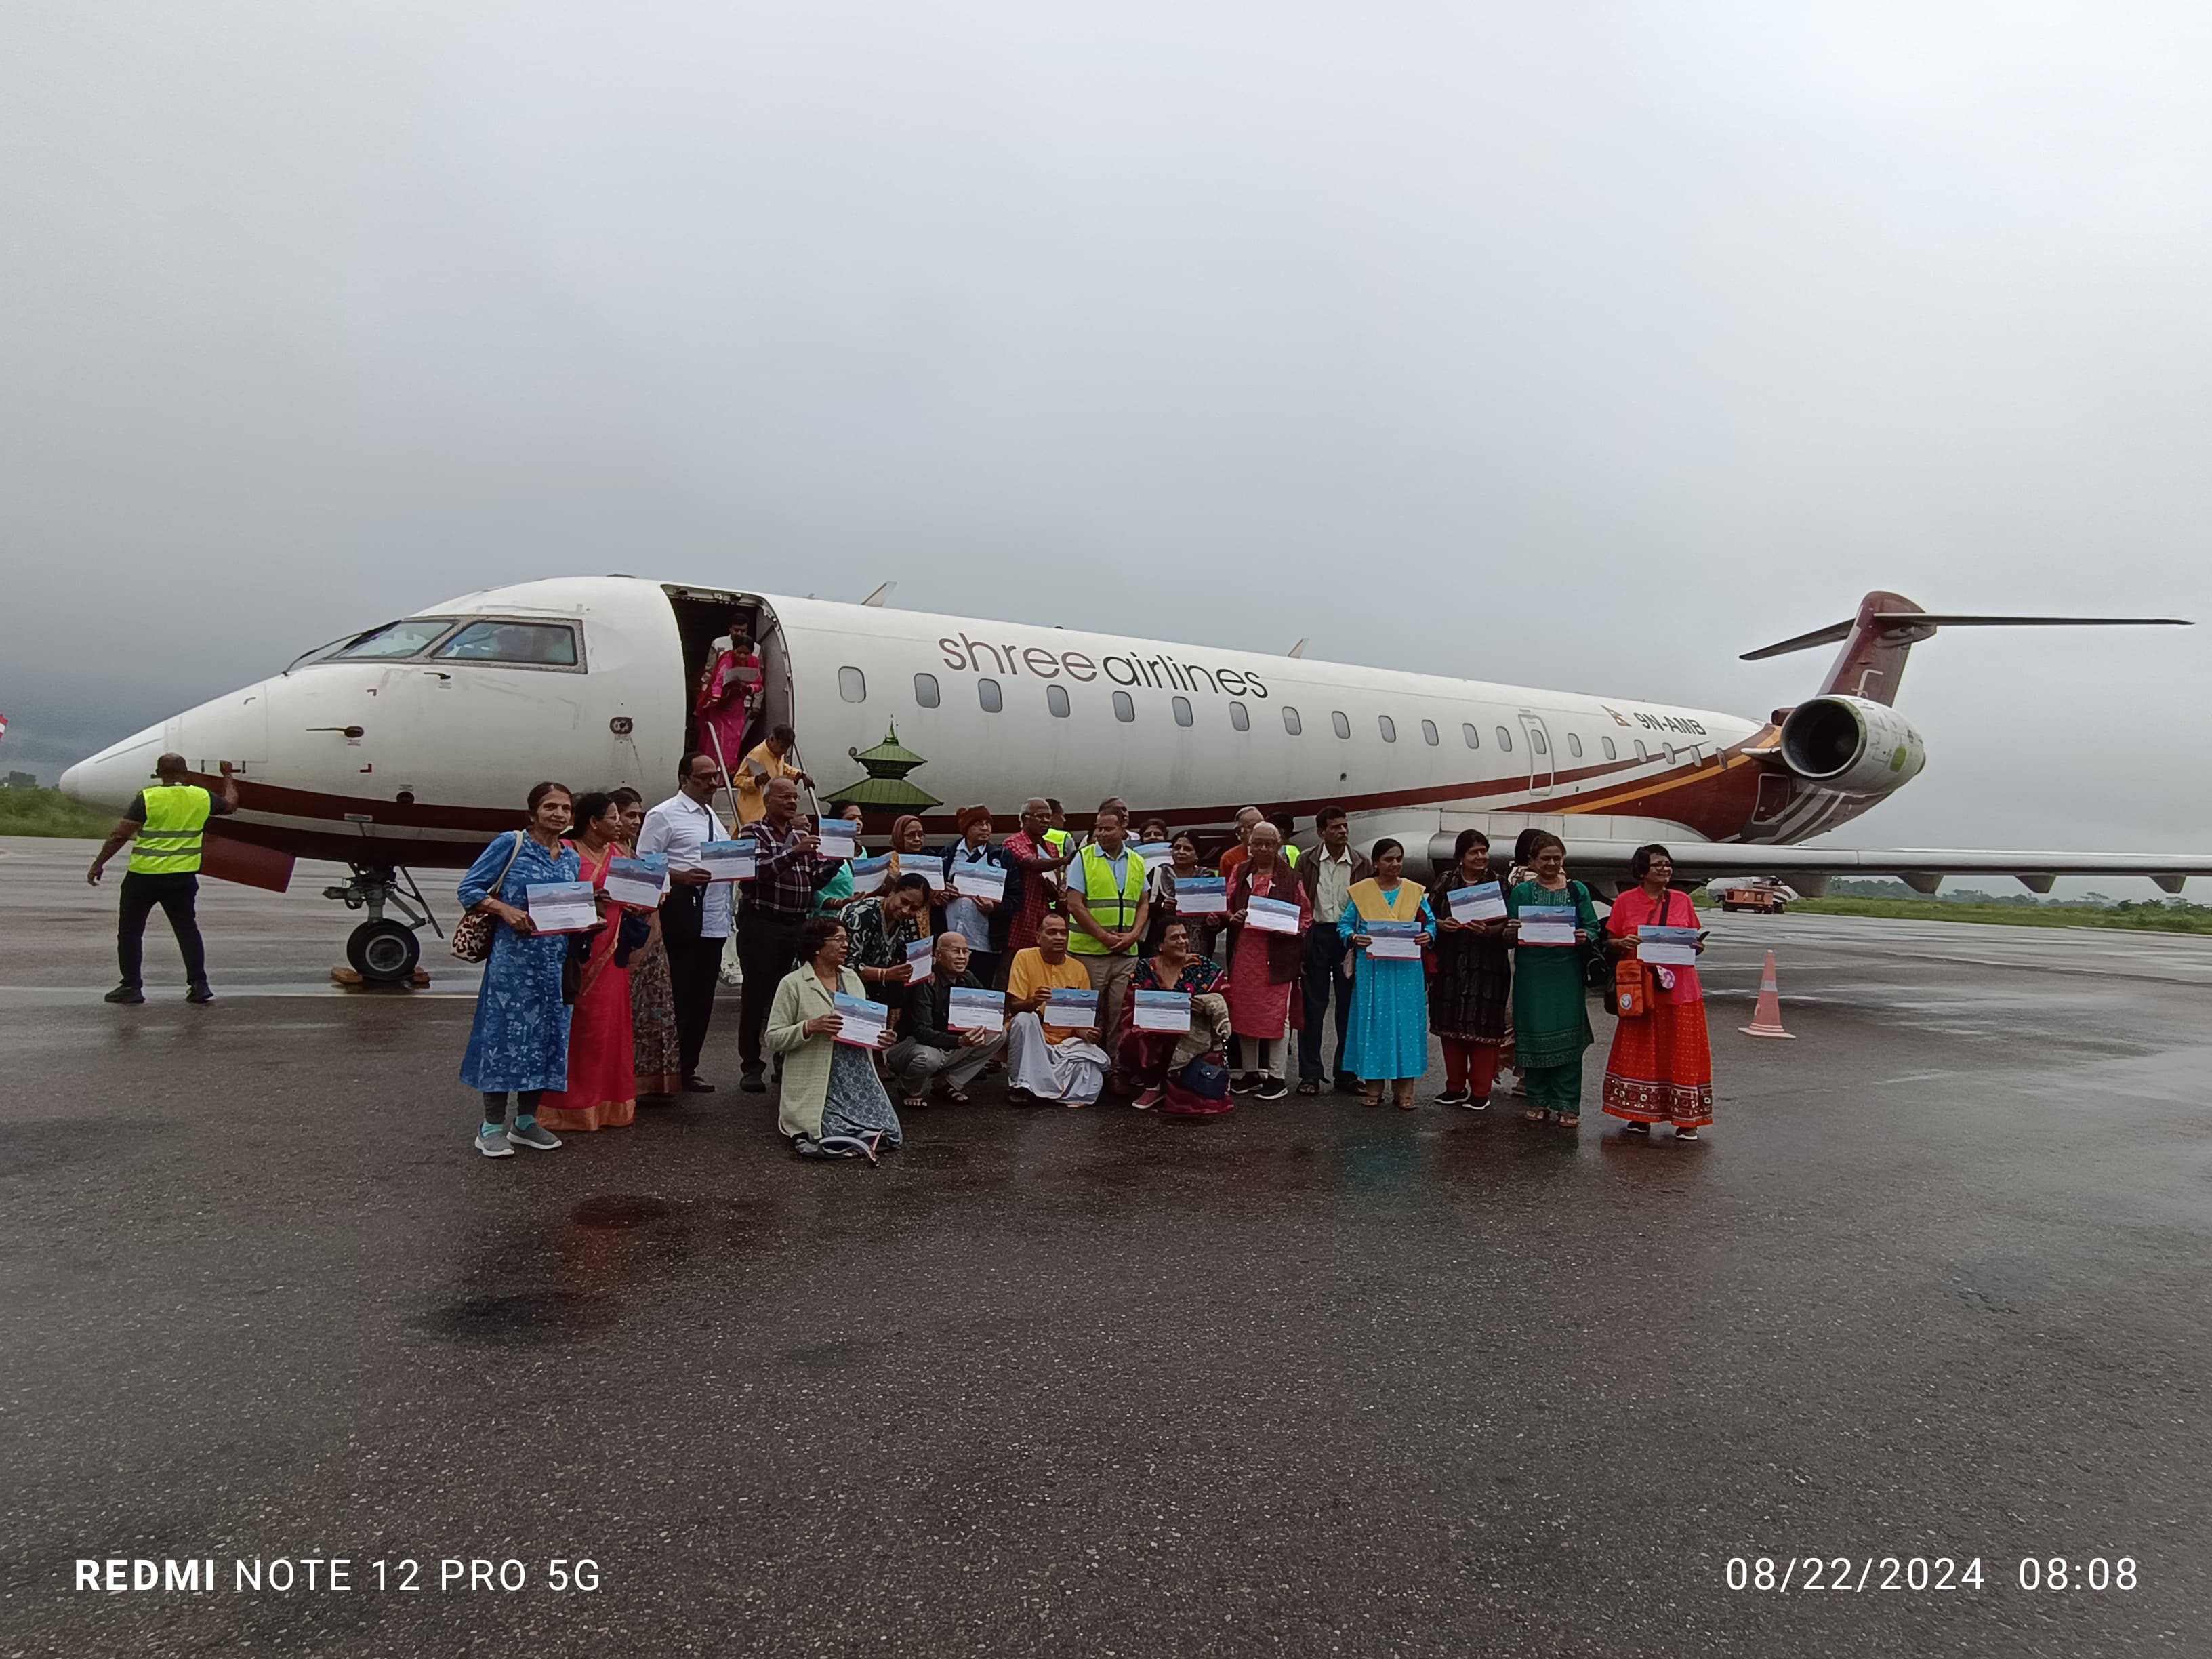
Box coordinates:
[636,750,733,1092]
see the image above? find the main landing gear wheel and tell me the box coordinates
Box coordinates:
[347,918,421,983]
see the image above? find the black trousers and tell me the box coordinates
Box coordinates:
[1299,925,1355,1082]
[663,931,725,1079]
[737,909,806,1073]
[117,872,207,989]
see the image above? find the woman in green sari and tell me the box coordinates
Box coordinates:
[1503,830,1600,1128]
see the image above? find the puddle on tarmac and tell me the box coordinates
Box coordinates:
[570,1194,673,1230]
[422,1290,615,1345]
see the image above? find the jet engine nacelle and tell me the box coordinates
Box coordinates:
[1778,695,1927,796]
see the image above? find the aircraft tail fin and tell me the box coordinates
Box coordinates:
[1740,592,2189,707]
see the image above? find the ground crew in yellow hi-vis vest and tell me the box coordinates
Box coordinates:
[87,752,240,1004]
[1060,802,1151,1044]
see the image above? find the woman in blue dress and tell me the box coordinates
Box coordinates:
[1336,838,1437,1109]
[459,781,583,1158]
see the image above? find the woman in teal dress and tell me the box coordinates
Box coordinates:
[1503,829,1600,1128]
[1336,839,1437,1109]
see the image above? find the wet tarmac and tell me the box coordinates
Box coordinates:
[3,835,2208,1657]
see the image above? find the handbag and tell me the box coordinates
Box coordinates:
[1574,881,1612,991]
[1606,886,1681,1012]
[449,832,525,962]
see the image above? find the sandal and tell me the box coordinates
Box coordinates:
[901,1094,927,1111]
[1362,1092,1385,1109]
[1296,1079,1319,1097]
[941,1088,971,1105]
[1523,1108,1547,1123]
[1558,1114,1580,1128]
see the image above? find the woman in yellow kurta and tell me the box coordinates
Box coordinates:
[1338,840,1436,1109]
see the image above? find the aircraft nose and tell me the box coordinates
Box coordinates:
[59,759,87,801]
[60,723,166,812]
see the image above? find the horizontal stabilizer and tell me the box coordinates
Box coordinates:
[1742,611,2188,661]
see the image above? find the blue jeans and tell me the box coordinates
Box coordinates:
[1299,926,1353,1082]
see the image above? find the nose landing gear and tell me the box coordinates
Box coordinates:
[325,864,439,984]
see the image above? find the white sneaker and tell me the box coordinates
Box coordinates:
[474,1128,513,1158]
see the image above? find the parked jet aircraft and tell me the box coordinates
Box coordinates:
[60,578,2207,981]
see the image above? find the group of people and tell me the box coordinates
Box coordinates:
[453,752,1718,1162]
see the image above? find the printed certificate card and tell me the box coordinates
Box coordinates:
[1446,882,1506,924]
[831,991,888,1048]
[1046,987,1101,1027]
[948,987,1006,1032]
[525,881,598,933]
[1174,876,1228,916]
[951,861,1007,901]
[1517,905,1578,946]
[816,821,859,860]
[904,938,936,984]
[699,839,756,882]
[1637,925,1702,966]
[603,854,668,910]
[1366,919,1422,960]
[848,854,890,896]
[1246,895,1300,934]
[1132,990,1192,1032]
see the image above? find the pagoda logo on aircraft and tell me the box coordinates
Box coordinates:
[825,723,942,815]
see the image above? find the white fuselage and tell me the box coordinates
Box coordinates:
[62,575,1793,870]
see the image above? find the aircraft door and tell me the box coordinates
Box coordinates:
[1518,711,1555,797]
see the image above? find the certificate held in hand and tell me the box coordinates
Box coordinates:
[947,987,1005,1033]
[1637,925,1702,966]
[1173,875,1228,916]
[1132,990,1191,1033]
[1365,919,1422,960]
[525,881,598,934]
[1132,841,1174,869]
[899,854,946,893]
[816,820,859,861]
[951,860,1006,901]
[1517,905,1578,946]
[1046,987,1100,1028]
[1446,881,1506,924]
[904,938,935,984]
[603,853,669,910]
[831,992,889,1048]
[1246,895,1300,935]
[699,838,756,882]
[848,854,890,896]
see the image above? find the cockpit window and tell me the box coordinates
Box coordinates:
[335,619,456,659]
[434,621,579,666]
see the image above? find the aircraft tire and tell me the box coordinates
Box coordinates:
[348,918,421,983]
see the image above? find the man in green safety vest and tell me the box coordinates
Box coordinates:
[87,752,240,1004]
[1061,800,1151,1044]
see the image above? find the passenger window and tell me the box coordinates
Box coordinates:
[1229,701,1250,731]
[1421,720,1439,746]
[1332,710,1351,739]
[1530,728,1548,755]
[1634,741,1649,761]
[1565,733,1582,758]
[1113,690,1136,723]
[1664,743,1679,764]
[913,672,940,708]
[1602,735,1617,760]
[337,618,455,659]
[1282,706,1303,735]
[1047,684,1071,718]
[838,666,867,702]
[1462,724,1480,749]
[1378,715,1397,743]
[1496,726,1513,752]
[435,621,577,666]
[1172,696,1193,727]
[978,678,1003,713]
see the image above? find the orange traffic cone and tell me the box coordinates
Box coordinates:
[1740,949,1795,1039]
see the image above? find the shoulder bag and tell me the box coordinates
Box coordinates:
[450,832,525,963]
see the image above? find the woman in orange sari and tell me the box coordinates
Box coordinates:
[536,792,640,1132]
[1601,844,1713,1140]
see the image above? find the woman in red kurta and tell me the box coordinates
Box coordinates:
[1223,823,1310,1101]
[537,794,640,1133]
[1601,844,1713,1139]
[694,619,763,779]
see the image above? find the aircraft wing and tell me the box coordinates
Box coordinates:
[1552,841,2212,896]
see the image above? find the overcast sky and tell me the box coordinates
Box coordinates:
[4,3,2207,882]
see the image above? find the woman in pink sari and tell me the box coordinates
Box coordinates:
[694,616,763,779]
[537,792,639,1133]
[1222,822,1310,1101]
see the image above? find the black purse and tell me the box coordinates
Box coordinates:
[1575,881,1612,991]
